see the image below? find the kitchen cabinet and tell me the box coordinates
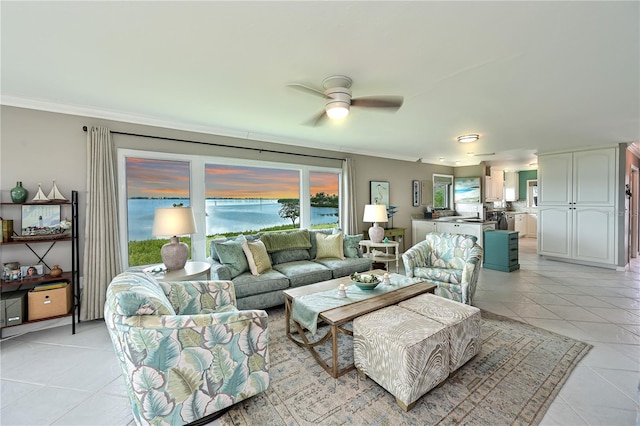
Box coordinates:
[484,167,504,202]
[504,172,519,202]
[411,219,436,244]
[411,219,495,248]
[435,221,495,249]
[526,213,537,237]
[538,148,617,264]
[514,213,526,237]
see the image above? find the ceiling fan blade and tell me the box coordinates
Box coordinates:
[351,96,404,110]
[304,110,329,127]
[287,83,329,99]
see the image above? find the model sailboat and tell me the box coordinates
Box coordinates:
[47,180,67,201]
[31,183,49,203]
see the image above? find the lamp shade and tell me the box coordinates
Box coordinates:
[152,206,196,237]
[363,204,388,223]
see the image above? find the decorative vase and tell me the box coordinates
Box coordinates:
[50,265,63,278]
[10,181,28,203]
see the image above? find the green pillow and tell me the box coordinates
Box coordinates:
[343,234,363,258]
[316,232,345,259]
[214,236,249,278]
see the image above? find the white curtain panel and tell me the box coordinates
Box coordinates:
[81,126,122,321]
[340,157,358,234]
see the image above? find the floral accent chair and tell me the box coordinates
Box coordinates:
[402,232,483,305]
[104,272,269,426]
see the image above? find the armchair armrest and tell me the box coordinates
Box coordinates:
[402,241,430,278]
[157,280,237,315]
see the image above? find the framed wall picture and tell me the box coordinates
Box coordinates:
[20,264,44,278]
[454,177,481,204]
[370,181,390,207]
[412,180,421,206]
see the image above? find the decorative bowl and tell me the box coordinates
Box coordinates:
[350,273,381,290]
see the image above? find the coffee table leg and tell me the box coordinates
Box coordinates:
[284,296,292,337]
[331,325,339,378]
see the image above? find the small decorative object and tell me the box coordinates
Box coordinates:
[363,204,388,243]
[21,205,61,235]
[46,180,67,201]
[10,181,28,203]
[20,264,44,278]
[350,272,381,290]
[49,265,63,278]
[152,206,196,271]
[386,206,398,228]
[383,272,391,285]
[383,237,389,243]
[31,183,50,203]
[2,219,14,242]
[338,283,347,298]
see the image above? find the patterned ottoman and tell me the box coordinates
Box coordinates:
[399,293,481,372]
[353,305,450,411]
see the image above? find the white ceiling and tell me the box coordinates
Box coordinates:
[2,1,639,170]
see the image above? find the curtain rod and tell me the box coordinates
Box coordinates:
[82,126,346,162]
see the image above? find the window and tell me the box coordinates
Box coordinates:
[125,157,192,266]
[433,174,453,210]
[204,164,300,236]
[118,149,341,268]
[310,171,339,229]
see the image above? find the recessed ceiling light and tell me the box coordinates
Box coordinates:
[457,134,479,143]
[529,162,538,167]
[439,157,445,162]
[474,152,495,157]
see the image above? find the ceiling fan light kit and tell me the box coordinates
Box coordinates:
[288,75,404,126]
[457,134,480,143]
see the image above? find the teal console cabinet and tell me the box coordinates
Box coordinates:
[483,230,520,272]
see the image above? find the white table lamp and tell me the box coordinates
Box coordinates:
[152,206,196,271]
[363,204,388,243]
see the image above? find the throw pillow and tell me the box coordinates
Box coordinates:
[247,240,272,275]
[343,234,363,258]
[315,231,345,259]
[214,236,249,278]
[260,229,312,252]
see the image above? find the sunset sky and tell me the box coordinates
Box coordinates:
[126,158,338,199]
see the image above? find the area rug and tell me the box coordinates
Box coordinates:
[215,307,591,425]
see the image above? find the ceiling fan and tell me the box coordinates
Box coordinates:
[288,75,404,126]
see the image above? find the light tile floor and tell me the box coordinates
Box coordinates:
[1,238,639,425]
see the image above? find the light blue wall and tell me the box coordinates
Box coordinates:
[518,170,537,200]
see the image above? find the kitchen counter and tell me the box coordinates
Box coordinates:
[411,217,497,248]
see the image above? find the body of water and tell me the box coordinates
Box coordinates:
[127,198,338,241]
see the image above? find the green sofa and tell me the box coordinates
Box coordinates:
[209,229,372,310]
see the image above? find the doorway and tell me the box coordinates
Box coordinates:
[630,166,639,260]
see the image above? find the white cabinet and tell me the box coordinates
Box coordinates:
[514,213,526,237]
[538,147,617,264]
[526,213,537,238]
[435,221,495,248]
[411,219,436,244]
[504,172,519,202]
[484,168,504,202]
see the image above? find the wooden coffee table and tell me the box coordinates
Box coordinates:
[284,270,436,378]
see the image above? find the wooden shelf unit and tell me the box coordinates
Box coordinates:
[0,191,80,337]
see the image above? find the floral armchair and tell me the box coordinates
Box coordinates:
[402,232,483,305]
[104,272,269,426]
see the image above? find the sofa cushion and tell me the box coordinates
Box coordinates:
[315,232,345,259]
[214,236,249,278]
[271,248,310,265]
[343,233,363,258]
[231,269,290,298]
[314,257,373,278]
[106,272,176,316]
[273,261,332,287]
[210,234,259,261]
[309,229,334,259]
[242,239,272,275]
[260,229,311,252]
